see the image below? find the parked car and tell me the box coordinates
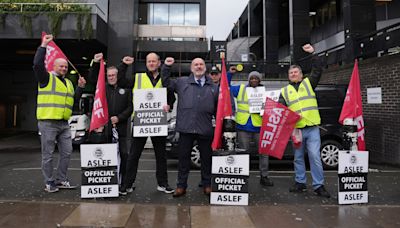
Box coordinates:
[166,84,347,169]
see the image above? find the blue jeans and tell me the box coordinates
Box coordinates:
[38,120,72,184]
[293,126,324,189]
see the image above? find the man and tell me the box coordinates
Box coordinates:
[279,43,330,198]
[209,66,221,84]
[228,70,273,187]
[118,53,175,195]
[162,58,219,197]
[33,34,86,193]
[87,53,133,189]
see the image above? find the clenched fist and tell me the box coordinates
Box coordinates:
[302,44,315,54]
[164,57,175,66]
[41,34,53,47]
[93,53,103,63]
[122,56,134,65]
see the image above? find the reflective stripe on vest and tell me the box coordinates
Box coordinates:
[132,72,163,117]
[37,73,74,120]
[281,78,321,128]
[235,84,262,127]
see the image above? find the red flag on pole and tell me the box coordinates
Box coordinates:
[259,98,301,159]
[41,31,68,72]
[339,59,366,150]
[89,58,109,132]
[212,58,233,150]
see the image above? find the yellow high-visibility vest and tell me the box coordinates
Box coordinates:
[235,84,262,127]
[132,72,163,117]
[37,73,74,120]
[281,78,321,128]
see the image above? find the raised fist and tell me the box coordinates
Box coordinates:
[122,56,134,65]
[93,53,103,62]
[164,57,175,66]
[229,66,237,73]
[41,34,53,47]
[302,44,315,54]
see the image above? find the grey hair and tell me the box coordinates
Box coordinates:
[288,64,303,74]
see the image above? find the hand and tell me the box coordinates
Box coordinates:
[122,56,134,65]
[110,116,119,125]
[163,104,170,113]
[78,76,86,88]
[302,44,314,54]
[164,57,175,66]
[229,66,237,73]
[93,53,103,62]
[41,34,53,47]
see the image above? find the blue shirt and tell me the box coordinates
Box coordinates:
[227,71,260,133]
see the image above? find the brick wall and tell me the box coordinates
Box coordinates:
[320,53,400,165]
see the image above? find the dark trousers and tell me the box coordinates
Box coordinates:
[118,137,128,187]
[177,133,212,189]
[124,136,168,188]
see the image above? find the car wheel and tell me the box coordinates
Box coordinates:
[190,144,201,168]
[320,139,342,169]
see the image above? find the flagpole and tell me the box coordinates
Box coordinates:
[67,59,82,78]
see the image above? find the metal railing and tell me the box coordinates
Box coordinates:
[0,2,107,22]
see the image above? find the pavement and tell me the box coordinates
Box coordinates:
[1,132,400,227]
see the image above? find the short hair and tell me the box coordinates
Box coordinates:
[146,52,160,61]
[288,64,303,74]
[106,66,118,74]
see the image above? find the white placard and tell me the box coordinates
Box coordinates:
[80,143,119,167]
[367,87,382,104]
[260,89,281,116]
[211,154,250,176]
[246,86,266,113]
[211,154,249,206]
[80,143,119,198]
[210,192,248,206]
[133,88,168,137]
[338,150,369,205]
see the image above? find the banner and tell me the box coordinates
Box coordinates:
[41,31,68,72]
[212,57,233,150]
[259,98,301,159]
[133,88,168,137]
[339,59,366,150]
[89,58,109,132]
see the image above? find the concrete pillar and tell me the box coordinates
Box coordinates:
[289,0,310,63]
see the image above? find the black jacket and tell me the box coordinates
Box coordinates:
[88,62,133,139]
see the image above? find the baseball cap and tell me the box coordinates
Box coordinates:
[210,66,220,74]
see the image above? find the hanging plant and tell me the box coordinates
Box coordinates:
[76,13,83,39]
[20,13,35,37]
[83,13,93,40]
[48,12,66,37]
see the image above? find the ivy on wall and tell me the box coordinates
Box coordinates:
[0,1,93,38]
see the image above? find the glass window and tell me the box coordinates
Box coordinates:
[153,3,169,25]
[184,4,200,26]
[169,4,184,25]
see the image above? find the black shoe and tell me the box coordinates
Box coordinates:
[260,176,274,186]
[119,186,127,196]
[314,185,331,198]
[289,182,307,193]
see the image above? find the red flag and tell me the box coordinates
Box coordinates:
[339,59,366,150]
[41,32,68,72]
[212,58,233,150]
[259,98,301,159]
[89,58,109,132]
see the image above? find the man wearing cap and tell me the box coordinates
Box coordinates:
[279,44,330,198]
[209,66,221,84]
[228,70,273,187]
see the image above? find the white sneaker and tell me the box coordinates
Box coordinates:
[56,181,77,189]
[44,182,59,193]
[157,185,175,194]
